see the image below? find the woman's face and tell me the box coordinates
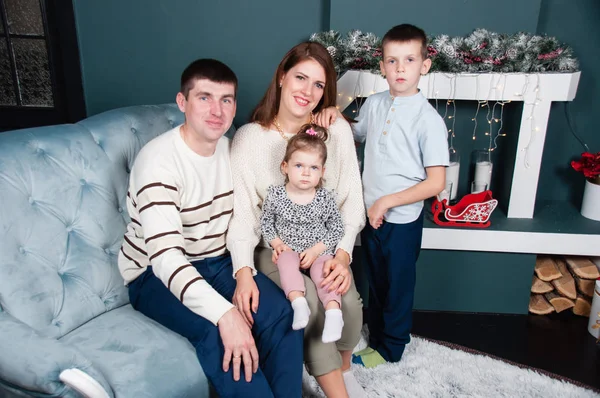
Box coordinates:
[279,58,326,120]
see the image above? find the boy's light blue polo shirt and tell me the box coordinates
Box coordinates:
[353,90,449,224]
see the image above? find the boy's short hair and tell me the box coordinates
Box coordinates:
[382,24,428,60]
[180,59,238,99]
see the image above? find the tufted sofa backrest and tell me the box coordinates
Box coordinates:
[0,104,184,339]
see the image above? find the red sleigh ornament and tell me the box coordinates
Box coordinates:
[431,190,498,228]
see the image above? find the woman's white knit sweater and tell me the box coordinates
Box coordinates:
[227,118,366,276]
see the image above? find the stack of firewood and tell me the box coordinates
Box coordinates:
[529,256,599,316]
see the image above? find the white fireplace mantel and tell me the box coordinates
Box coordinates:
[337,70,582,219]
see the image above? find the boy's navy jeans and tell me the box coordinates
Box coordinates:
[128,253,303,398]
[361,211,424,362]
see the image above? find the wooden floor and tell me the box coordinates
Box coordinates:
[410,311,600,391]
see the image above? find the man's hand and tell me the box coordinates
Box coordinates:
[218,308,259,382]
[314,106,341,129]
[320,249,352,295]
[233,267,259,327]
[367,196,390,229]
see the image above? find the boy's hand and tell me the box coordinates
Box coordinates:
[314,106,341,129]
[368,197,389,229]
[272,243,292,263]
[299,246,320,269]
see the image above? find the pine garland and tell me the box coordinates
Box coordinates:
[309,28,579,75]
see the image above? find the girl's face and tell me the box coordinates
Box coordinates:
[282,149,325,191]
[279,59,326,121]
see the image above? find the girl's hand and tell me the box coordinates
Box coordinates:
[299,247,320,269]
[314,106,341,129]
[272,243,292,263]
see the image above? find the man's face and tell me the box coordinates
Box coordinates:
[176,78,236,144]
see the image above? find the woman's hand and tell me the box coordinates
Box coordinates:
[233,267,259,327]
[320,249,352,295]
[314,106,341,129]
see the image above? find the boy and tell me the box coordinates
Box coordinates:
[351,24,449,367]
[119,59,303,396]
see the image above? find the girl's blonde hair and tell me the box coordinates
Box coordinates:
[282,124,329,188]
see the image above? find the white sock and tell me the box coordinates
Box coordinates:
[322,308,344,343]
[343,369,367,398]
[290,296,310,330]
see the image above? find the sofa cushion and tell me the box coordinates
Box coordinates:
[59,304,209,398]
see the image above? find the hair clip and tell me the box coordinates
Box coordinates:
[306,127,317,136]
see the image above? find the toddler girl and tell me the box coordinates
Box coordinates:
[260,124,345,343]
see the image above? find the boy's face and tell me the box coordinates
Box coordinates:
[380,40,431,97]
[176,78,236,145]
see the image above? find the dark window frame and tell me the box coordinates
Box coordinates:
[0,0,85,131]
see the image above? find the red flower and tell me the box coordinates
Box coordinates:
[571,152,600,179]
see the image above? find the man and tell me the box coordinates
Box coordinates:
[118,59,303,397]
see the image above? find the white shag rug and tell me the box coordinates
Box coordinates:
[301,330,599,398]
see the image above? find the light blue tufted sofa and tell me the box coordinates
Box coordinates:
[0,104,226,397]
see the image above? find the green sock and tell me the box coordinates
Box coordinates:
[353,346,374,356]
[352,347,387,368]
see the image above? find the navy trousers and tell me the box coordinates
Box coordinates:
[128,253,303,398]
[361,211,424,362]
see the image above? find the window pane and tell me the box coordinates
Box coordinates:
[13,38,53,107]
[6,0,43,35]
[0,40,16,105]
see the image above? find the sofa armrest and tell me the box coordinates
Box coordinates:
[59,368,110,398]
[0,312,113,397]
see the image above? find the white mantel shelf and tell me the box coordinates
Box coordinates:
[422,228,600,256]
[337,70,582,220]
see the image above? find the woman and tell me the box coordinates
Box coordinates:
[227,42,366,398]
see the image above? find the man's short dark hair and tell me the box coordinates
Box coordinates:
[180,59,238,99]
[382,24,428,60]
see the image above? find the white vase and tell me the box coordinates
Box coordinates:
[581,179,600,221]
[588,280,600,339]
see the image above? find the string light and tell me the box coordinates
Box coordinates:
[521,74,541,169]
[444,74,457,151]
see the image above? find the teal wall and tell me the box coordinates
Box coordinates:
[72,0,325,125]
[330,0,542,36]
[536,0,600,204]
[73,0,599,313]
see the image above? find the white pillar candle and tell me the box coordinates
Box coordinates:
[446,161,460,200]
[474,161,493,188]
